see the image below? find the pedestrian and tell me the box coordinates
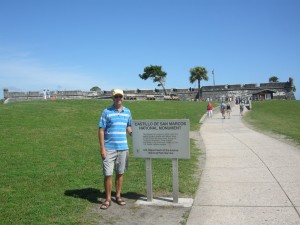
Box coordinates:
[98,89,132,210]
[207,102,213,118]
[220,101,226,119]
[240,102,244,116]
[43,89,47,100]
[226,102,231,119]
[46,89,50,99]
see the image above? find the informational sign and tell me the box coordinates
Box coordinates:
[132,119,190,159]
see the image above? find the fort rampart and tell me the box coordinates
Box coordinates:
[2,80,296,103]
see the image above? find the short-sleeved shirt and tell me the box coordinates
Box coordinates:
[99,105,132,151]
[221,103,226,110]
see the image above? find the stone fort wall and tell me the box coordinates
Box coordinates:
[2,80,296,103]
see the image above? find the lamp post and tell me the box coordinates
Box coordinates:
[212,69,215,86]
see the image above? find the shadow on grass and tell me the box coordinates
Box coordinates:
[64,188,144,204]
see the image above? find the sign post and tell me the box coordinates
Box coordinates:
[172,158,179,203]
[146,158,153,202]
[132,119,190,203]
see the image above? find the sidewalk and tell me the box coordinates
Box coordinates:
[187,104,300,225]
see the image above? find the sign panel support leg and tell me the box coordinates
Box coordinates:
[172,158,179,203]
[146,158,153,202]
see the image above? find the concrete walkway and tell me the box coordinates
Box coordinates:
[187,104,300,225]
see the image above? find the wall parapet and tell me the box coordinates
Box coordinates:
[2,80,296,103]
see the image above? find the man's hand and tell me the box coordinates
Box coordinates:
[101,149,106,160]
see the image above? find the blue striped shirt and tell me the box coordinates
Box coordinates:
[99,105,132,151]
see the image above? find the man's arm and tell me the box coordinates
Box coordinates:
[127,126,132,136]
[98,128,106,159]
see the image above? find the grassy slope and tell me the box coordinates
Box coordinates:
[0,100,207,224]
[243,100,300,145]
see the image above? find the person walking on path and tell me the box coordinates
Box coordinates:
[98,89,132,210]
[226,102,231,119]
[240,101,244,116]
[207,102,213,118]
[220,101,226,119]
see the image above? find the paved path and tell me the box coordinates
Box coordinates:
[187,104,300,225]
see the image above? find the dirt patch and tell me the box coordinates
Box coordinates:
[88,197,191,225]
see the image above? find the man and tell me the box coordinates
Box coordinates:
[98,89,132,210]
[226,102,231,119]
[220,101,226,119]
[240,101,245,116]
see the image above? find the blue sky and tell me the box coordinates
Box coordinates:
[0,0,299,100]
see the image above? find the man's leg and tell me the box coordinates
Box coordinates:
[115,174,123,198]
[114,150,127,205]
[115,174,126,205]
[100,176,112,209]
[104,176,112,201]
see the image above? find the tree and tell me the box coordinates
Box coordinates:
[139,65,168,95]
[269,76,279,83]
[90,86,101,92]
[189,66,208,100]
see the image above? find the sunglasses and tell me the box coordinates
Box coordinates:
[114,95,123,99]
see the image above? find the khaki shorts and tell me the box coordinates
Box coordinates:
[102,150,128,176]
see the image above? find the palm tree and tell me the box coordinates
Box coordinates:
[189,66,208,100]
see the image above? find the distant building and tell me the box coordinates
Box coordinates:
[2,79,296,103]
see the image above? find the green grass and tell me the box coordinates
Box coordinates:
[243,100,300,145]
[0,100,208,224]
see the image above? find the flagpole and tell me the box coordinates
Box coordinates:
[212,69,215,86]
